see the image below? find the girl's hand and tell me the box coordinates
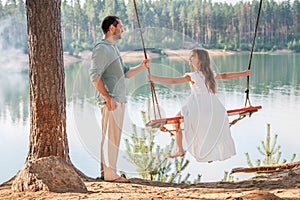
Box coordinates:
[244,69,251,76]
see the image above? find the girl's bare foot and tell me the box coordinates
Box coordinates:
[169,151,185,158]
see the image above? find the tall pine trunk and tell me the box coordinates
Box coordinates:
[11,0,87,193]
[26,0,69,163]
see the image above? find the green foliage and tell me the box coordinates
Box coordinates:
[222,171,237,182]
[1,0,300,53]
[288,39,300,52]
[245,123,296,174]
[125,115,188,183]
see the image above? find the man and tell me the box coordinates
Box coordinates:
[89,16,149,183]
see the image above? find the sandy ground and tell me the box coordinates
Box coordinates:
[1,167,300,200]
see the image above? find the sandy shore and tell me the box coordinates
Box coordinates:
[1,167,300,199]
[76,48,294,63]
[4,48,293,68]
[78,49,238,63]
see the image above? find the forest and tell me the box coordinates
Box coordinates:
[1,0,300,55]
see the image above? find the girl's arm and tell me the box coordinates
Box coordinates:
[215,69,250,80]
[148,74,189,84]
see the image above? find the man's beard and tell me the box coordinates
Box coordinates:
[113,32,121,40]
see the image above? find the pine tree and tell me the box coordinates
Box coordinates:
[245,123,296,174]
[125,99,200,183]
[222,171,236,182]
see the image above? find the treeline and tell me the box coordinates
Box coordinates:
[1,0,300,54]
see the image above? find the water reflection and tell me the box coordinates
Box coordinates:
[235,54,300,95]
[1,53,300,183]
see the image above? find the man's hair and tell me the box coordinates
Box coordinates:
[101,16,120,34]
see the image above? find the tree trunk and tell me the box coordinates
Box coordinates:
[231,161,300,174]
[26,0,68,162]
[11,0,87,192]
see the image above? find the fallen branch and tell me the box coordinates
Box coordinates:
[230,161,300,174]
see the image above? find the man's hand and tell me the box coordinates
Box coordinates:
[125,59,150,78]
[141,59,150,70]
[105,96,118,111]
[92,76,117,111]
[147,73,154,81]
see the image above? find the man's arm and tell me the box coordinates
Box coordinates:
[125,59,150,78]
[92,76,117,111]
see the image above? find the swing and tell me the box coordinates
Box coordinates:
[226,0,263,126]
[133,0,262,131]
[146,105,262,129]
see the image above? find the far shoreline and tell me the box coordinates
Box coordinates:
[77,48,294,63]
[5,48,294,67]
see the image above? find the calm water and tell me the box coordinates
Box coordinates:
[1,53,300,183]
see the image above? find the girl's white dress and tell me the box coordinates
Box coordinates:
[181,72,236,162]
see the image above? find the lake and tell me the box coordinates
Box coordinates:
[1,52,299,183]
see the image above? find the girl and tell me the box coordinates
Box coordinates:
[148,48,250,162]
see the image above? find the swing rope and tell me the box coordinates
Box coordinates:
[229,0,263,126]
[133,0,162,120]
[244,0,263,107]
[140,0,263,129]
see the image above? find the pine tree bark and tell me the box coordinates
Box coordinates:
[26,0,68,162]
[231,161,300,174]
[11,0,87,192]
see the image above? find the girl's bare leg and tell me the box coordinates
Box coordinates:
[169,119,185,158]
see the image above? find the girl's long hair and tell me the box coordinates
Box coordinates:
[193,48,217,93]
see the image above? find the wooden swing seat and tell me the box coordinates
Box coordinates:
[145,105,262,128]
[145,116,184,128]
[227,105,262,116]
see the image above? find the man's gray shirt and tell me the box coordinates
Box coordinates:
[89,39,129,104]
